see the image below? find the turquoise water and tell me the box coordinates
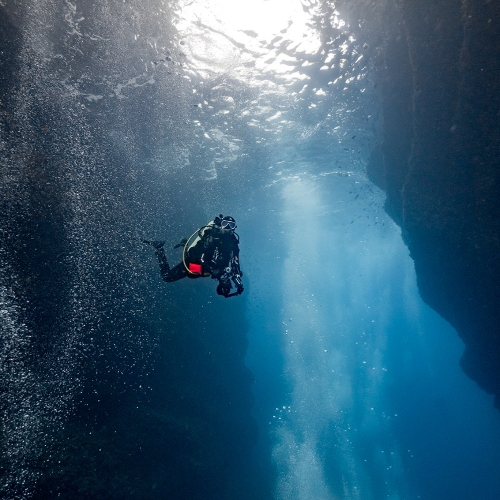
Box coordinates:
[246,173,500,499]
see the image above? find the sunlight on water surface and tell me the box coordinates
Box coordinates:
[175,0,332,84]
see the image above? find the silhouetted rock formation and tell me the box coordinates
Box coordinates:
[0,4,271,496]
[368,0,500,407]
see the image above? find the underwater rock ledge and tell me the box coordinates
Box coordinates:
[368,0,500,408]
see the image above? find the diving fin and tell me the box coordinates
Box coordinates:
[173,238,188,249]
[142,240,165,249]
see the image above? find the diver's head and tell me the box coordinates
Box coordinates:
[220,215,236,232]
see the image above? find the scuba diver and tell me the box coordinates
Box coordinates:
[143,215,244,298]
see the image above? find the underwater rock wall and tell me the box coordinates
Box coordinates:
[0,3,269,498]
[28,282,263,500]
[368,0,500,407]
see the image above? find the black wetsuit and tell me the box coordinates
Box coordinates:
[155,226,241,284]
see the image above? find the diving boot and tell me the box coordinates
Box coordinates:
[173,238,188,249]
[142,240,165,249]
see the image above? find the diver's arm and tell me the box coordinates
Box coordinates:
[231,238,243,276]
[230,244,243,295]
[232,256,242,277]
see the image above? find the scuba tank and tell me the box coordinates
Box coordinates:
[181,219,220,276]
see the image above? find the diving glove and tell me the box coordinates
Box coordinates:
[217,283,231,297]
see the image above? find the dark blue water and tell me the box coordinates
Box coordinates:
[1,1,500,499]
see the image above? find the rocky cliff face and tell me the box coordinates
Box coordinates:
[0,5,271,497]
[367,0,500,407]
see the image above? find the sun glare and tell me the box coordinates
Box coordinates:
[205,0,305,38]
[175,0,323,82]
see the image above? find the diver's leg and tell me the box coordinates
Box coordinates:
[143,240,180,282]
[143,241,194,282]
[164,261,189,282]
[153,245,170,279]
[154,248,187,282]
